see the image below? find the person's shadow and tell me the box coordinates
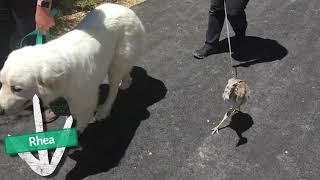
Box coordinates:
[219,36,288,67]
[61,67,167,179]
[219,111,253,147]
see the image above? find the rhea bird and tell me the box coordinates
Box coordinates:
[212,78,250,134]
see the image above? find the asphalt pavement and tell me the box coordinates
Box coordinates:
[1,0,320,179]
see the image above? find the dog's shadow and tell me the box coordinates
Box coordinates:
[62,67,167,179]
[219,36,288,67]
[219,111,253,147]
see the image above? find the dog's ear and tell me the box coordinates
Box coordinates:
[36,68,65,96]
[38,71,64,88]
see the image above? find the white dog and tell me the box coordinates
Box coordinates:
[0,3,145,132]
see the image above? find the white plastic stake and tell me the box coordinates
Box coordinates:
[12,94,73,176]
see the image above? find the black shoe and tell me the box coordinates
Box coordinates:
[193,44,219,59]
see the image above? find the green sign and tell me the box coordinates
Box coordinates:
[4,128,78,154]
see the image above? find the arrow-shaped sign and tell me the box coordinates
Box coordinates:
[9,95,74,176]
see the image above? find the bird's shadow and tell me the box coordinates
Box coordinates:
[55,67,168,179]
[219,36,288,67]
[219,111,253,147]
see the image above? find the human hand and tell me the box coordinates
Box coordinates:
[35,5,55,35]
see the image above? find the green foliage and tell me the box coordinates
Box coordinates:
[73,0,117,11]
[74,0,97,10]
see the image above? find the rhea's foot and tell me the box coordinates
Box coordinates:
[211,126,220,135]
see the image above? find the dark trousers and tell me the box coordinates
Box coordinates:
[0,0,36,67]
[205,0,249,48]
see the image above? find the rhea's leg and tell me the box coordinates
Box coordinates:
[211,108,236,135]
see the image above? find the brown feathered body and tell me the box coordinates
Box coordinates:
[222,78,250,109]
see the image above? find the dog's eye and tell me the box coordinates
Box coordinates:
[11,86,22,92]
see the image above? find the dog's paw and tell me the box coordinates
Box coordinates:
[119,76,132,90]
[95,106,110,121]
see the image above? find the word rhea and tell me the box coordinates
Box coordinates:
[29,136,55,147]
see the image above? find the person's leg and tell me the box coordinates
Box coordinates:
[194,0,224,59]
[226,0,249,53]
[205,0,225,48]
[228,11,247,38]
[8,0,36,47]
[0,0,14,68]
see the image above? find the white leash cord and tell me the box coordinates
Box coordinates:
[224,0,237,78]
